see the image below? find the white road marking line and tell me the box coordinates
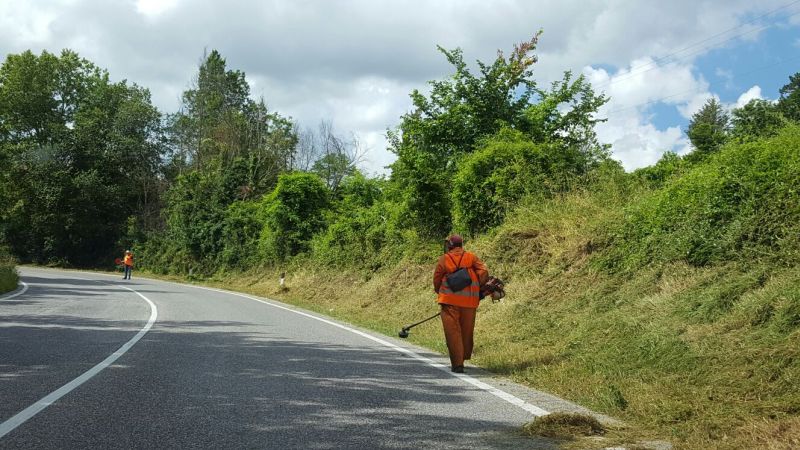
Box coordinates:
[188,284,550,417]
[0,284,158,438]
[0,282,29,300]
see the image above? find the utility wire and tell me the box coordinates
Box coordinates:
[639,0,800,69]
[603,53,800,115]
[592,2,800,91]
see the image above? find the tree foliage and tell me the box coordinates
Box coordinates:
[0,50,163,266]
[167,50,296,196]
[4,39,794,282]
[388,35,543,237]
[259,172,330,262]
[451,128,587,234]
[603,125,800,270]
[305,121,361,193]
[686,98,730,161]
[777,72,800,122]
[310,173,410,269]
[389,33,608,238]
[731,98,786,141]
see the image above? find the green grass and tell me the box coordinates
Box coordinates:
[203,183,799,449]
[0,248,19,294]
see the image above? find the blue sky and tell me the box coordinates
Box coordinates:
[701,22,799,99]
[0,0,798,172]
[581,4,800,170]
[644,36,796,130]
[646,18,799,131]
[654,21,800,122]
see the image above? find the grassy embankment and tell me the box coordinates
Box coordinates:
[186,127,799,449]
[0,248,19,294]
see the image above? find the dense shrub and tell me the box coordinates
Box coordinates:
[259,172,330,261]
[451,129,588,235]
[0,247,18,294]
[220,200,263,269]
[631,151,686,189]
[731,98,788,142]
[164,170,229,270]
[311,199,413,270]
[137,232,187,275]
[601,125,799,271]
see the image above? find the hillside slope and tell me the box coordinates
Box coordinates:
[209,126,800,449]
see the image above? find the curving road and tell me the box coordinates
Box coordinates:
[0,268,594,449]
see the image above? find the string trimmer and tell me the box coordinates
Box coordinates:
[397,276,506,339]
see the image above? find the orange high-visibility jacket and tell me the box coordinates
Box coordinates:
[433,247,488,308]
[123,253,134,267]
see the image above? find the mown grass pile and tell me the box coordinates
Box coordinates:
[206,126,800,449]
[0,247,19,294]
[522,412,605,439]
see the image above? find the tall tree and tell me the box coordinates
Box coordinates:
[524,71,609,159]
[388,33,608,238]
[159,49,299,270]
[0,50,164,265]
[389,35,545,237]
[309,121,362,193]
[686,98,729,161]
[777,72,800,122]
[260,172,330,261]
[167,49,296,195]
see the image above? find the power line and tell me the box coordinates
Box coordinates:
[603,53,800,116]
[639,0,800,69]
[592,2,800,91]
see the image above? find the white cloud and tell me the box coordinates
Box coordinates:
[0,0,796,174]
[584,58,710,170]
[0,2,57,45]
[135,0,180,18]
[599,124,690,171]
[734,85,763,108]
[247,74,416,175]
[677,92,717,120]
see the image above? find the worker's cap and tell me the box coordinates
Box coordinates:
[125,250,131,254]
[446,234,463,246]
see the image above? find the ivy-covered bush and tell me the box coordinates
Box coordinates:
[259,172,330,262]
[0,247,18,294]
[451,129,586,235]
[220,200,263,269]
[601,125,800,270]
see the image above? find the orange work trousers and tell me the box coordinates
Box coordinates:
[440,304,476,369]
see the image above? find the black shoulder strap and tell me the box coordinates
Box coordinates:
[446,252,466,273]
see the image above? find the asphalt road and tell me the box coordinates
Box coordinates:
[0,268,568,449]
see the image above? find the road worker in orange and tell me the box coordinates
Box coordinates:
[122,250,134,280]
[433,234,489,373]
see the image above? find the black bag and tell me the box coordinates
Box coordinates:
[446,253,472,292]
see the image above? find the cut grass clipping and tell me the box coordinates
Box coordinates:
[522,413,605,439]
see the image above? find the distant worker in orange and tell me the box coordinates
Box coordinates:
[122,250,134,280]
[433,234,489,373]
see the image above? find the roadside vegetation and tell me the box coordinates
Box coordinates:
[0,247,18,294]
[1,34,799,449]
